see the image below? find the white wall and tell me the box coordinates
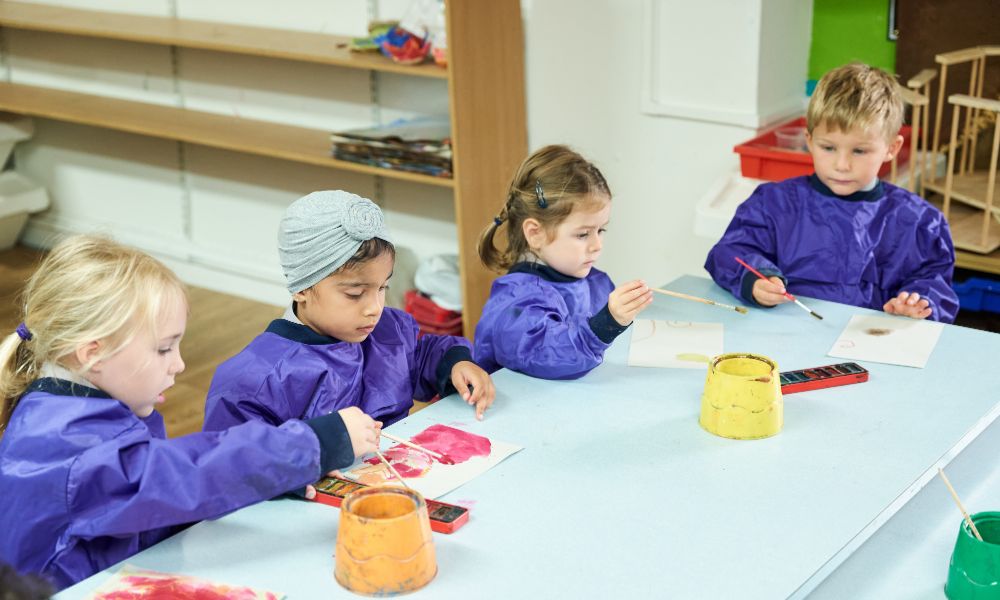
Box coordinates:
[10,0,812,309]
[523,0,812,286]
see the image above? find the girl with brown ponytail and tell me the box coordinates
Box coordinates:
[474,145,652,379]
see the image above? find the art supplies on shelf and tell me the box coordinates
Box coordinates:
[330,116,452,178]
[779,362,868,394]
[312,476,469,534]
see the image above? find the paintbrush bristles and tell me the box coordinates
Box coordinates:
[792,298,824,320]
[651,287,747,315]
[938,468,984,541]
[375,450,411,489]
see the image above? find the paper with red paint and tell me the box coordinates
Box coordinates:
[87,564,283,599]
[341,424,522,499]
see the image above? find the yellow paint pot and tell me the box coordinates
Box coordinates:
[334,486,437,596]
[699,353,783,440]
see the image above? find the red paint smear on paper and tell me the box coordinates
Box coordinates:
[363,425,492,479]
[364,446,433,478]
[95,575,278,600]
[411,424,491,464]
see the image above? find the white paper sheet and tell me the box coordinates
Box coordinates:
[827,314,944,368]
[627,319,724,369]
[341,424,522,499]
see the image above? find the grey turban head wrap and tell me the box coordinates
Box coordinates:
[279,190,393,293]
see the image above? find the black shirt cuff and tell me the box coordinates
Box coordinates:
[589,303,630,344]
[435,345,474,396]
[740,268,786,307]
[303,412,354,474]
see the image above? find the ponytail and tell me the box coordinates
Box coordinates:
[0,330,37,434]
[478,209,513,272]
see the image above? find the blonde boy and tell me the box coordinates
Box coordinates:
[706,63,958,322]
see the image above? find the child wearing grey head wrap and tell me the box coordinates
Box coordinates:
[203,189,495,446]
[279,190,393,293]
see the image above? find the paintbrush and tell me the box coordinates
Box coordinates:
[938,468,984,541]
[381,431,445,460]
[734,257,823,320]
[651,287,748,315]
[374,450,411,489]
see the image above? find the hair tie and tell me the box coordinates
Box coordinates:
[534,180,548,209]
[493,216,503,226]
[15,322,32,341]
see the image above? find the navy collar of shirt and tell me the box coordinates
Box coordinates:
[25,377,113,399]
[508,261,581,283]
[808,174,884,203]
[266,318,344,345]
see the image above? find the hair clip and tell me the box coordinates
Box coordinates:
[493,216,503,226]
[534,180,548,209]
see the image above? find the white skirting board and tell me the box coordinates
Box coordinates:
[21,213,289,307]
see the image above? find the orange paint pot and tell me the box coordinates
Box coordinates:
[334,486,437,596]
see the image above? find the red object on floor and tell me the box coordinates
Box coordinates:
[404,289,463,337]
[733,117,912,182]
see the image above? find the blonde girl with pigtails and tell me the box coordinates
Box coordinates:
[474,144,653,379]
[0,235,379,591]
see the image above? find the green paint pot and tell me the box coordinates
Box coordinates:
[945,511,1000,599]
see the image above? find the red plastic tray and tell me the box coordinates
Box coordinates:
[734,117,912,182]
[404,289,462,325]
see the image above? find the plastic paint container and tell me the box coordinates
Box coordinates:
[334,487,437,596]
[700,353,783,440]
[946,511,1000,599]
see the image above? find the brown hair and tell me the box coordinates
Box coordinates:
[339,237,396,273]
[807,62,904,142]
[0,235,187,433]
[478,145,611,272]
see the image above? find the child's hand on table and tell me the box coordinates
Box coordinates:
[752,277,791,307]
[451,361,495,420]
[883,291,932,319]
[608,279,653,326]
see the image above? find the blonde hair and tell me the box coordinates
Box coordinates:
[478,145,611,272]
[0,235,187,433]
[807,62,904,142]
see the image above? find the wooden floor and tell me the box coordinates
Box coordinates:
[1,244,282,437]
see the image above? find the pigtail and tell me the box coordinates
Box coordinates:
[0,330,36,434]
[478,218,505,273]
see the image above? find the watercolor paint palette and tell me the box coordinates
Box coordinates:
[779,362,868,394]
[311,476,469,534]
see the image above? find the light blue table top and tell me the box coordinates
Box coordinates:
[56,276,1000,599]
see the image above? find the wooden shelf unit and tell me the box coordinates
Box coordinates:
[0,0,526,337]
[0,82,454,189]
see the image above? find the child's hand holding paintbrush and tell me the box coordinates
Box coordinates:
[735,257,823,320]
